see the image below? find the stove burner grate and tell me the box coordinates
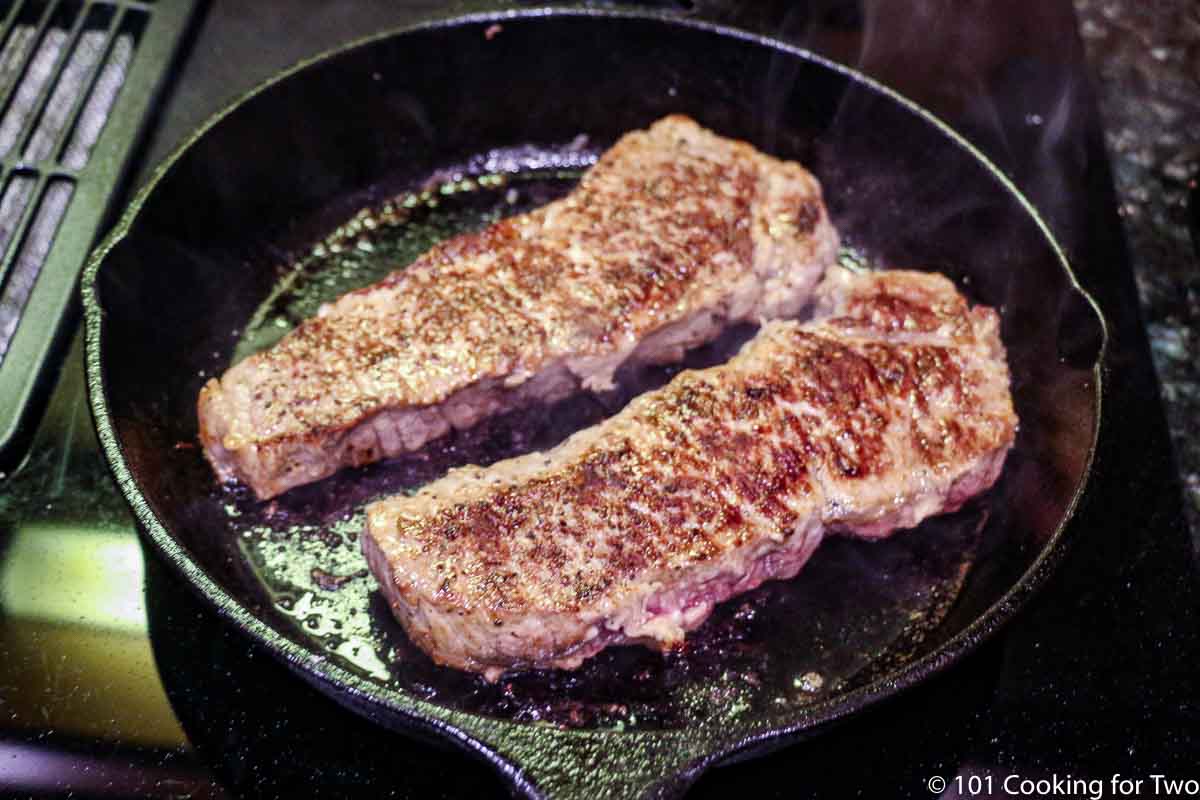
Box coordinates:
[0,0,197,469]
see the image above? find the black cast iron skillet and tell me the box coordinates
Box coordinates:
[82,9,1104,799]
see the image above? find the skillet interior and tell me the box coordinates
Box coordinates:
[84,11,1102,799]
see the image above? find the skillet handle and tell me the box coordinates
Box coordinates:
[483,727,714,800]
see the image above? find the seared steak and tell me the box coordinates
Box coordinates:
[198,115,839,499]
[362,269,1018,681]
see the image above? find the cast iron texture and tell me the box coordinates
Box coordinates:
[82,10,1104,799]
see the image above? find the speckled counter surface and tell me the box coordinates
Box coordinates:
[1075,0,1200,547]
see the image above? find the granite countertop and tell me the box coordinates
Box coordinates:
[1075,0,1200,548]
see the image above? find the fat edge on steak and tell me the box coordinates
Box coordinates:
[197,115,840,499]
[363,269,1019,681]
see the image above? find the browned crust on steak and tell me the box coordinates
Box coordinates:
[363,269,1018,680]
[198,115,840,498]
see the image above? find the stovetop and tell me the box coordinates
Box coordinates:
[2,2,1198,798]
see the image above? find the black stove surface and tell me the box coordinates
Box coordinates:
[1,2,1197,798]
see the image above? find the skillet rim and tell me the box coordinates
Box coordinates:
[80,6,1107,796]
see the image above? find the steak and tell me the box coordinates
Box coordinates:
[362,268,1019,680]
[198,115,839,499]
